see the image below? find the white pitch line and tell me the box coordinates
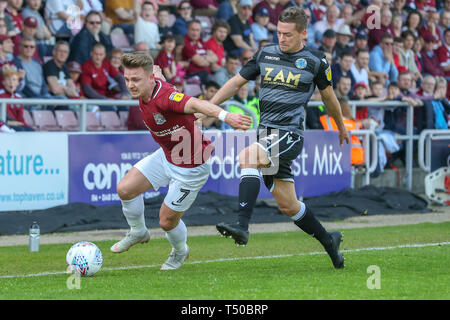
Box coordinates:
[1,241,449,280]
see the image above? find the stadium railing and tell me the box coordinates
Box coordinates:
[418,129,450,172]
[0,98,414,190]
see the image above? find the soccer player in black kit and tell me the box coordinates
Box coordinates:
[210,7,349,269]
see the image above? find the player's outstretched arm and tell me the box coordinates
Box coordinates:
[319,85,350,146]
[184,97,252,130]
[209,73,249,106]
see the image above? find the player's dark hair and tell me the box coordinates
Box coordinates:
[121,51,154,73]
[278,7,308,33]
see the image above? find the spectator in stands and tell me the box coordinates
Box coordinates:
[224,82,259,129]
[210,53,239,87]
[402,10,421,38]
[78,0,113,35]
[416,75,436,99]
[251,7,271,49]
[191,0,219,17]
[13,36,53,100]
[350,48,370,87]
[182,20,218,85]
[331,50,355,90]
[169,75,184,92]
[436,28,450,100]
[0,34,16,69]
[350,30,368,56]
[434,76,448,101]
[0,17,8,36]
[205,19,230,70]
[216,0,238,21]
[80,43,130,105]
[0,69,34,131]
[368,7,394,50]
[69,11,113,65]
[306,0,326,24]
[105,0,136,44]
[157,7,172,40]
[304,8,320,49]
[399,30,421,81]
[198,80,222,129]
[154,34,176,81]
[313,5,343,38]
[45,0,83,36]
[43,40,78,99]
[334,24,353,59]
[369,33,399,87]
[318,29,337,61]
[437,10,450,42]
[420,34,444,77]
[224,0,258,56]
[252,0,284,39]
[134,41,151,55]
[13,17,42,63]
[135,1,161,55]
[108,48,124,75]
[334,75,352,100]
[172,0,194,37]
[392,0,410,23]
[21,0,52,46]
[418,10,441,48]
[67,60,84,98]
[392,13,404,38]
[4,0,24,35]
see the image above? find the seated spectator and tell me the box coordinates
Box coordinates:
[13,36,53,100]
[21,0,52,47]
[105,0,136,44]
[398,30,421,81]
[0,17,8,36]
[313,5,343,38]
[157,7,172,40]
[225,82,259,129]
[67,61,85,99]
[223,0,258,56]
[0,69,34,131]
[437,10,450,41]
[204,19,230,70]
[304,8,320,49]
[392,13,404,38]
[350,48,370,87]
[252,0,283,39]
[210,53,239,87]
[134,41,151,55]
[369,33,399,87]
[135,1,161,55]
[78,0,113,35]
[181,20,217,85]
[418,10,441,48]
[436,27,450,100]
[4,0,24,36]
[366,81,389,129]
[402,10,421,39]
[43,40,78,99]
[307,0,326,24]
[108,48,124,74]
[216,0,238,22]
[80,43,130,106]
[334,75,351,100]
[416,75,436,100]
[331,50,355,91]
[368,7,394,50]
[13,17,42,63]
[430,76,450,129]
[45,0,82,36]
[154,34,177,81]
[198,81,222,129]
[350,81,370,120]
[69,11,113,65]
[350,30,368,56]
[334,24,353,59]
[318,29,337,62]
[172,1,194,37]
[251,7,271,49]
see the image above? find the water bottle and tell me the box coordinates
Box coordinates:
[29,221,40,252]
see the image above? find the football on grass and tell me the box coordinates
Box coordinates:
[66,241,103,277]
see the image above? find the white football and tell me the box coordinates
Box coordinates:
[66,241,103,277]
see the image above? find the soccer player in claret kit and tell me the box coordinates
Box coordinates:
[210,7,350,269]
[111,52,251,270]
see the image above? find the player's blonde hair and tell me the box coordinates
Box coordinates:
[121,51,154,73]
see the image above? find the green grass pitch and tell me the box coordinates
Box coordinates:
[0,222,449,300]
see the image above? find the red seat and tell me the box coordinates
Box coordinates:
[23,109,38,130]
[119,111,128,129]
[85,112,105,131]
[100,111,125,131]
[32,110,62,131]
[110,32,134,52]
[55,110,79,131]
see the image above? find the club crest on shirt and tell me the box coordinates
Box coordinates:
[295,58,307,69]
[169,92,184,102]
[153,112,166,125]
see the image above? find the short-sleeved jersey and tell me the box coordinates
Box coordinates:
[139,78,213,168]
[239,44,332,136]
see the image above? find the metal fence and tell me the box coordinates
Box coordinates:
[0,98,415,189]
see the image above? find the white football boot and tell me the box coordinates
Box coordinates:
[110,230,150,253]
[160,245,190,270]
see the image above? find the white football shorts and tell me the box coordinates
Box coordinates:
[134,148,211,212]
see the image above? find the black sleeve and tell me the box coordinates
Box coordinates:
[239,49,261,81]
[313,54,333,91]
[43,61,58,79]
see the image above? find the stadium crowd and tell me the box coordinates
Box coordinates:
[0,0,449,169]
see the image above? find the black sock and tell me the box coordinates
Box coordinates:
[237,168,261,230]
[294,206,332,248]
